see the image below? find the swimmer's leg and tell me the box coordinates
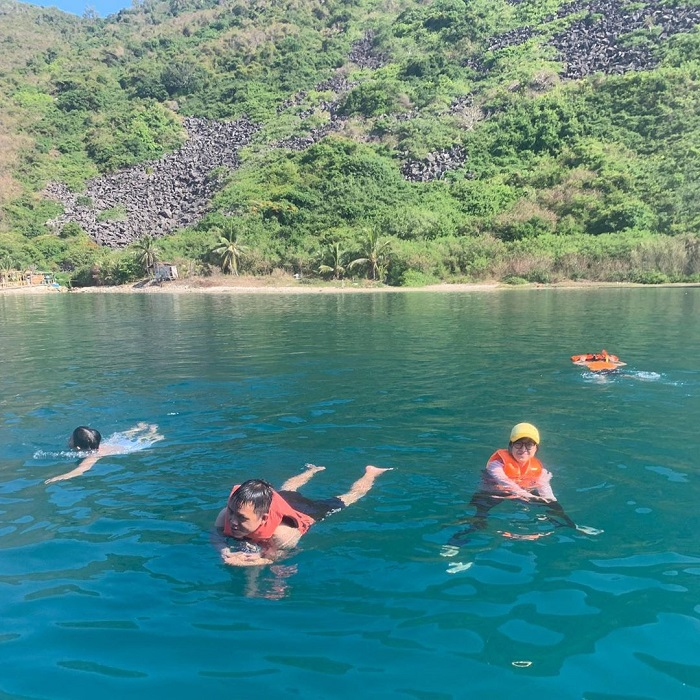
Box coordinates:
[144,424,164,443]
[122,422,150,437]
[279,463,326,492]
[538,502,603,535]
[448,492,499,546]
[540,500,577,529]
[337,465,392,506]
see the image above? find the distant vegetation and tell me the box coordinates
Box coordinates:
[0,0,699,286]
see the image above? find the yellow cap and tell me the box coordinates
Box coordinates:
[510,422,540,445]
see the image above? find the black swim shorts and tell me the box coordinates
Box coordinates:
[279,490,345,522]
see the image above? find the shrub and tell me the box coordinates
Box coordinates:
[630,270,669,284]
[399,269,440,286]
[502,275,529,285]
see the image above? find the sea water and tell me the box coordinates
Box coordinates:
[0,288,698,698]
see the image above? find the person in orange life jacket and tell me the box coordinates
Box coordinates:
[213,463,392,567]
[448,423,577,546]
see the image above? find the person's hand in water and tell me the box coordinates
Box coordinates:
[576,524,603,535]
[45,472,73,484]
[520,493,555,504]
[45,453,100,484]
[220,547,273,567]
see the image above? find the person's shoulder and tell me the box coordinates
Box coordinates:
[487,449,506,464]
[214,507,227,528]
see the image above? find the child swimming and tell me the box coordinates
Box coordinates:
[44,422,163,484]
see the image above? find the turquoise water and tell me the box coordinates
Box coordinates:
[1,288,699,699]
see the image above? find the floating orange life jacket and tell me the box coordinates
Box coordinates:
[488,449,544,491]
[223,484,315,542]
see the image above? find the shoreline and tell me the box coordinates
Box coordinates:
[2,279,699,296]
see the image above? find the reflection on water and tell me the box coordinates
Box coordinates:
[0,289,699,698]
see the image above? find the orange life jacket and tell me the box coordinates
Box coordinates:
[223,485,315,542]
[488,449,544,491]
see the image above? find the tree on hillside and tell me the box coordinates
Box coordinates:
[0,255,15,285]
[318,241,348,280]
[211,222,246,275]
[133,235,159,278]
[349,229,392,281]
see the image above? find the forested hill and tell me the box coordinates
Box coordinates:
[1,0,700,286]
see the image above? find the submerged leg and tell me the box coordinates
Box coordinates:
[448,492,500,546]
[279,463,326,492]
[538,500,577,529]
[537,501,603,535]
[337,465,392,506]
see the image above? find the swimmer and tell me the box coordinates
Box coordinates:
[213,463,392,567]
[448,423,600,546]
[44,423,163,484]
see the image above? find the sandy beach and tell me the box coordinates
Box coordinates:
[69,279,503,294]
[2,277,698,295]
[2,277,500,295]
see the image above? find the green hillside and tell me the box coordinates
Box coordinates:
[1,0,700,286]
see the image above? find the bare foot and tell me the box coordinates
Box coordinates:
[365,465,393,475]
[304,463,326,474]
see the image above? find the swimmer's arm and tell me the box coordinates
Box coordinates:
[270,524,302,550]
[486,460,535,500]
[220,549,275,567]
[211,509,277,567]
[211,509,233,556]
[44,454,101,484]
[534,470,556,501]
[219,526,299,567]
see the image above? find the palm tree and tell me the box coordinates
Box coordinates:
[0,255,13,286]
[212,222,246,275]
[133,235,159,278]
[349,229,392,281]
[318,241,347,280]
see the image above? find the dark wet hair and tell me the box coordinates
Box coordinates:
[71,426,102,450]
[228,479,274,517]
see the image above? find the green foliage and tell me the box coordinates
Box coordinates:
[2,195,63,238]
[318,240,349,279]
[210,220,247,274]
[55,78,109,112]
[394,0,506,45]
[482,94,584,159]
[96,205,127,222]
[494,215,554,242]
[161,60,210,97]
[2,0,700,286]
[72,253,142,286]
[503,275,529,285]
[348,228,392,281]
[399,269,440,287]
[132,234,160,276]
[85,103,184,171]
[339,79,405,118]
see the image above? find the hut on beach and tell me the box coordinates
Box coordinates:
[154,262,178,282]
